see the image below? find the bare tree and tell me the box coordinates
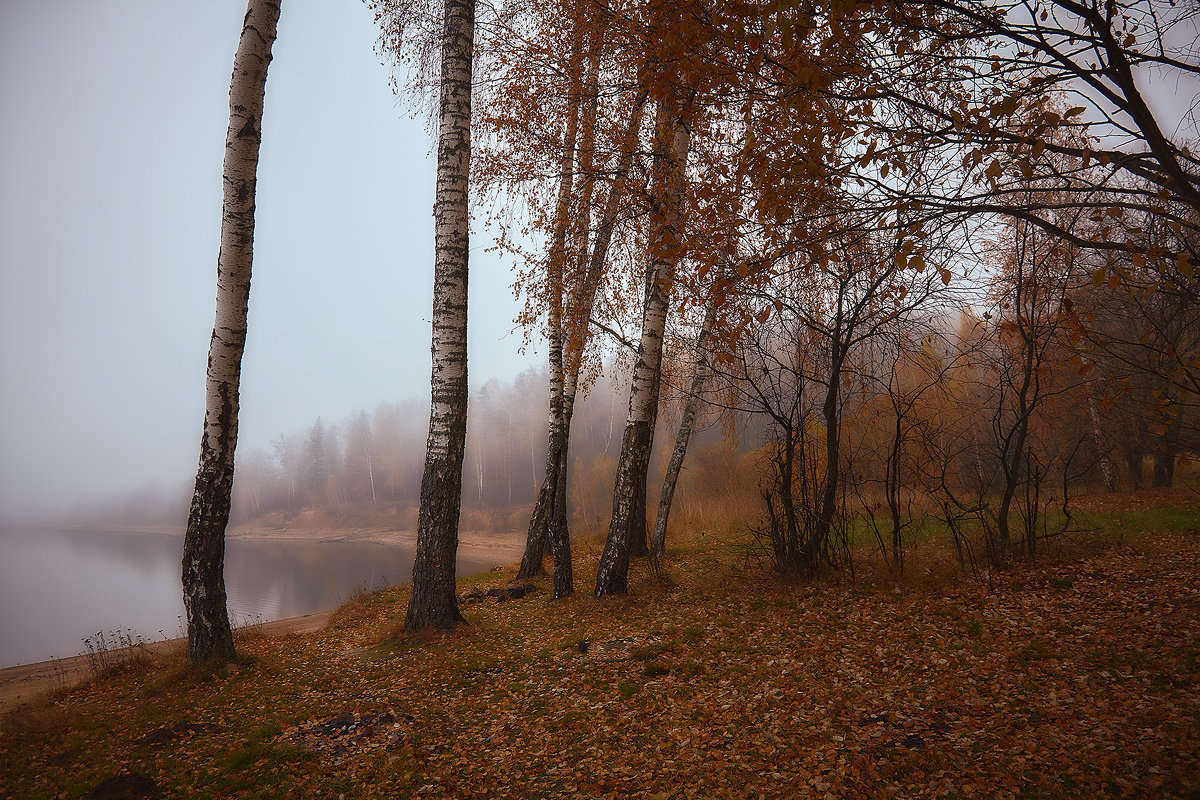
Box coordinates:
[182,0,281,664]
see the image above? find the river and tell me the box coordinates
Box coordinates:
[0,528,498,668]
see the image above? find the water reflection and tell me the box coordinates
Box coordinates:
[0,529,496,667]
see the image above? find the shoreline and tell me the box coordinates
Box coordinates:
[51,524,527,564]
[0,529,527,713]
[0,611,335,713]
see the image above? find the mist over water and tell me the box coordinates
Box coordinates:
[0,528,496,668]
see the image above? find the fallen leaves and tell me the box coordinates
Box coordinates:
[3,524,1199,798]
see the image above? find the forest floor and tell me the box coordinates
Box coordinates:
[2,493,1199,799]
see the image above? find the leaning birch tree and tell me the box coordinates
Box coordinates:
[650,290,718,558]
[515,16,586,588]
[181,0,281,665]
[403,0,474,632]
[594,97,691,597]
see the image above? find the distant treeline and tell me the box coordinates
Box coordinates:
[227,364,758,533]
[76,363,757,533]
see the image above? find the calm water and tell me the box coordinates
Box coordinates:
[0,528,497,667]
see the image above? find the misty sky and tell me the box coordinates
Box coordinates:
[0,0,539,518]
[1,2,1195,521]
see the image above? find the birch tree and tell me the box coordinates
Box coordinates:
[481,2,647,598]
[650,290,718,558]
[595,97,692,597]
[515,16,586,589]
[404,0,474,633]
[181,0,281,664]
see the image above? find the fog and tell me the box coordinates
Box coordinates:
[0,1,538,521]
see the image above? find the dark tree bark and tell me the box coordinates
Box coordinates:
[546,405,574,598]
[404,0,473,633]
[1125,446,1145,489]
[181,0,281,666]
[517,478,551,578]
[1153,406,1181,488]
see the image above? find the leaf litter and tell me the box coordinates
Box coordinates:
[2,526,1199,798]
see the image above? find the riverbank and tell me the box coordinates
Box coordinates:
[4,509,1199,799]
[55,524,526,564]
[1,529,526,710]
[0,611,335,713]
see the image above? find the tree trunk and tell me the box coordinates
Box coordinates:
[651,297,716,558]
[1153,449,1176,487]
[595,100,690,597]
[1086,394,1116,493]
[182,0,281,666]
[517,472,551,578]
[520,75,645,591]
[812,348,843,566]
[547,401,575,598]
[1125,446,1145,489]
[404,0,473,633]
[517,20,584,581]
[1153,405,1181,488]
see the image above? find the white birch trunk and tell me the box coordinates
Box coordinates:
[651,296,717,558]
[182,0,281,665]
[517,25,581,582]
[1087,394,1117,493]
[404,0,473,633]
[595,101,690,597]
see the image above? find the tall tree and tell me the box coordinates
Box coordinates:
[181,0,282,665]
[346,410,379,507]
[497,3,647,598]
[515,12,587,587]
[518,90,648,596]
[304,417,328,508]
[404,0,474,633]
[595,95,692,596]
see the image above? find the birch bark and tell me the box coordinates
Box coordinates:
[517,23,583,582]
[595,100,690,597]
[1086,394,1116,493]
[181,0,281,665]
[404,0,473,633]
[651,296,717,558]
[518,74,646,600]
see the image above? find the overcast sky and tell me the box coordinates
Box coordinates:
[0,0,539,519]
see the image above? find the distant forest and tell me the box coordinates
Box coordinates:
[87,362,759,535]
[87,279,1197,552]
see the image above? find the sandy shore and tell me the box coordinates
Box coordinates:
[0,527,526,713]
[55,524,526,565]
[226,526,527,565]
